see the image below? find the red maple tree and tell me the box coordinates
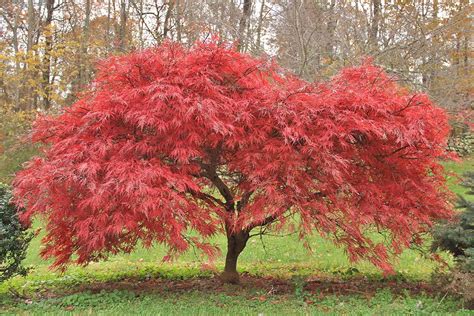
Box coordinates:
[14,41,453,283]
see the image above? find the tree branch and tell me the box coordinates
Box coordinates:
[392,94,418,115]
[236,190,253,211]
[199,145,234,210]
[187,189,226,208]
[249,209,296,230]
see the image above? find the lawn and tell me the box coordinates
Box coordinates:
[0,157,472,314]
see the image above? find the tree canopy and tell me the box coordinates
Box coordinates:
[13,41,453,282]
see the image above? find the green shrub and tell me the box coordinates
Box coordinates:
[432,172,474,272]
[0,183,33,282]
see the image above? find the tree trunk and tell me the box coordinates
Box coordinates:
[12,2,21,110]
[118,0,128,52]
[237,0,252,52]
[163,0,175,39]
[27,0,36,52]
[175,0,182,42]
[106,0,112,52]
[79,0,91,90]
[42,0,55,110]
[325,0,336,62]
[221,229,250,284]
[369,0,380,50]
[255,0,265,51]
[26,0,39,110]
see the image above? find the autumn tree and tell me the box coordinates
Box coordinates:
[13,41,453,283]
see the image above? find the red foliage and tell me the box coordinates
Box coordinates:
[13,41,453,272]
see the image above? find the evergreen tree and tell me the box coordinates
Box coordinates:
[0,183,32,282]
[433,172,474,272]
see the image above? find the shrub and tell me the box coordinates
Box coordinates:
[0,183,32,282]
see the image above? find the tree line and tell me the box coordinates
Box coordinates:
[0,0,471,113]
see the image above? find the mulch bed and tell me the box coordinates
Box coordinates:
[29,273,449,301]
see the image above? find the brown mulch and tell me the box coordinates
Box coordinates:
[304,277,438,298]
[27,273,450,301]
[71,273,293,297]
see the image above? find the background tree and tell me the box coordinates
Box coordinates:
[0,1,471,114]
[13,42,453,283]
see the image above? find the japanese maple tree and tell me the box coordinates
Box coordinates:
[13,41,453,283]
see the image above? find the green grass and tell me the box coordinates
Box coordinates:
[442,157,474,199]
[2,289,471,315]
[0,157,472,314]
